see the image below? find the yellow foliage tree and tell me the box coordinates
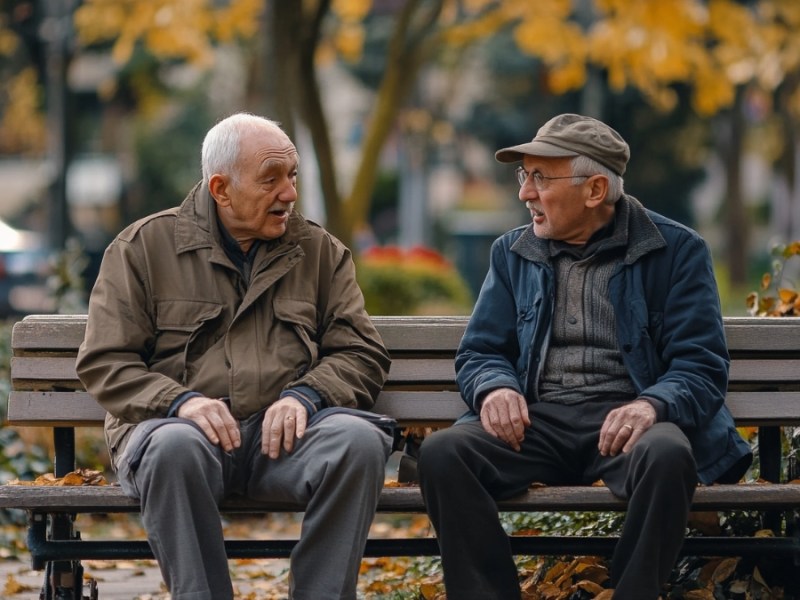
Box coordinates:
[0,14,46,155]
[9,0,800,250]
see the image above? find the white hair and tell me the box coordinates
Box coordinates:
[571,155,625,204]
[201,113,285,185]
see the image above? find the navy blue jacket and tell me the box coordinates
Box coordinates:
[456,195,752,484]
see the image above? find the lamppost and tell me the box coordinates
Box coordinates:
[39,0,77,252]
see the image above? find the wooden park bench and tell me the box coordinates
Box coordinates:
[2,314,800,598]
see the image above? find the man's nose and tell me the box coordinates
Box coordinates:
[518,182,538,202]
[280,182,298,203]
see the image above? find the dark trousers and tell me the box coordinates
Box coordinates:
[417,401,697,600]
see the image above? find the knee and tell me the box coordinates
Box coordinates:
[145,424,213,475]
[328,417,390,475]
[634,424,696,482]
[417,428,469,485]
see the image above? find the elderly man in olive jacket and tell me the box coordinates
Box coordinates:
[76,113,392,600]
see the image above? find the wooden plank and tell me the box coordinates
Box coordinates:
[9,356,459,388]
[373,391,464,422]
[11,314,800,354]
[8,389,800,427]
[724,392,800,425]
[11,316,88,352]
[12,355,800,388]
[6,392,106,425]
[11,356,79,383]
[374,316,467,352]
[724,317,800,353]
[386,359,456,384]
[3,482,800,513]
[729,360,800,385]
[6,390,464,427]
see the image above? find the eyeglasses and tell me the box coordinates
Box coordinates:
[515,166,589,190]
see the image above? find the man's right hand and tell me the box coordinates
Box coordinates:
[479,388,531,451]
[177,396,241,452]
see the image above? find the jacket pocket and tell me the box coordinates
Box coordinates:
[272,297,320,370]
[153,299,224,382]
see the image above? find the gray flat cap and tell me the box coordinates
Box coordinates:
[495,113,630,176]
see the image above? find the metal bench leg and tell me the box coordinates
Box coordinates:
[28,510,98,599]
[38,427,98,599]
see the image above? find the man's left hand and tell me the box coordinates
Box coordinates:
[598,399,656,457]
[262,397,308,459]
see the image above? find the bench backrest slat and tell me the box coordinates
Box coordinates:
[7,391,106,425]
[11,356,800,390]
[7,390,467,426]
[13,315,800,353]
[9,388,800,428]
[10,357,459,389]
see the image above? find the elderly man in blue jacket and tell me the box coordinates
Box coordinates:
[417,114,752,600]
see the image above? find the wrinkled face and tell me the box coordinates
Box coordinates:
[211,125,298,250]
[519,155,599,245]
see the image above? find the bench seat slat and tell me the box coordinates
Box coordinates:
[2,483,799,513]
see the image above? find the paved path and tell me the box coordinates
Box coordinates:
[0,554,292,599]
[0,555,169,599]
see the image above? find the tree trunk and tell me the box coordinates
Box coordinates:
[249,1,295,137]
[777,76,799,243]
[295,0,346,243]
[721,88,748,286]
[344,0,444,243]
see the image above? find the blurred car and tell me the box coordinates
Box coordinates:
[0,219,54,318]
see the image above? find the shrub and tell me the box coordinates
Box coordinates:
[357,246,473,316]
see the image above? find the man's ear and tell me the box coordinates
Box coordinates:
[585,174,609,208]
[208,174,230,207]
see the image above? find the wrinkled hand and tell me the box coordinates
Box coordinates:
[598,399,657,457]
[177,396,240,452]
[480,388,531,451]
[262,397,308,459]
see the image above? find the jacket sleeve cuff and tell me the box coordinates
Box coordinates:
[281,386,325,418]
[167,391,203,417]
[639,396,667,422]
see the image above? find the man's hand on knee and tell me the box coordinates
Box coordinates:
[479,388,531,451]
[177,396,241,452]
[599,400,656,456]
[262,397,308,459]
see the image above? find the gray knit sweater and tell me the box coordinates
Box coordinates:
[538,201,638,405]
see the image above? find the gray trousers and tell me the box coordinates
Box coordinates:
[116,411,392,600]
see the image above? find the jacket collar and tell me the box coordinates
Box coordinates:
[511,194,666,265]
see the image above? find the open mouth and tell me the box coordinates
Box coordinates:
[527,202,544,218]
[269,206,293,218]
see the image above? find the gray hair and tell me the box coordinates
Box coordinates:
[201,113,285,186]
[571,155,625,204]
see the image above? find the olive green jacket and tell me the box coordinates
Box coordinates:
[76,183,390,465]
